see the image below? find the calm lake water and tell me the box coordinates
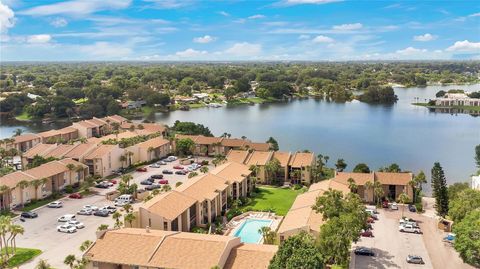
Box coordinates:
[1,84,479,187]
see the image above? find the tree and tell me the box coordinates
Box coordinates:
[200,166,209,173]
[269,232,323,269]
[347,178,357,193]
[398,192,410,218]
[188,172,198,178]
[379,163,401,172]
[448,189,480,223]
[453,210,480,267]
[35,259,52,269]
[30,178,47,200]
[79,240,92,252]
[97,224,109,231]
[175,138,195,157]
[13,128,23,137]
[258,226,276,244]
[265,159,281,185]
[475,144,480,170]
[409,171,426,203]
[317,215,354,267]
[212,154,226,167]
[266,137,279,151]
[124,212,136,227]
[64,254,76,269]
[353,163,370,173]
[447,182,469,201]
[431,162,449,217]
[112,212,123,228]
[16,180,30,206]
[335,159,347,172]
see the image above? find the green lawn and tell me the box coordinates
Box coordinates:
[15,111,32,121]
[412,102,480,112]
[241,186,304,216]
[188,103,206,109]
[21,196,62,212]
[4,247,42,267]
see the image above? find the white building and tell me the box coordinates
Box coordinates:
[472,175,480,190]
[435,92,480,107]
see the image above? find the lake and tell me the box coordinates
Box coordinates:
[1,84,479,187]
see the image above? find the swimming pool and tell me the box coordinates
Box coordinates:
[233,218,273,243]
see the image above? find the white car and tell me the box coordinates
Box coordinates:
[156,161,166,165]
[77,209,93,215]
[58,214,76,222]
[100,205,117,213]
[390,202,399,210]
[48,201,63,208]
[102,181,114,187]
[166,156,177,162]
[68,220,85,229]
[57,224,77,233]
[114,200,128,207]
[83,205,99,211]
[149,163,161,168]
[399,224,422,234]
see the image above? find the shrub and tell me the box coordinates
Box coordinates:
[293,184,302,190]
[64,185,74,194]
[191,226,207,234]
[415,202,423,213]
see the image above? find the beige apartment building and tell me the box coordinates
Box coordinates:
[125,137,171,164]
[84,228,278,269]
[84,145,124,177]
[1,133,42,152]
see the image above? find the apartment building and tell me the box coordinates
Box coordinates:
[174,134,270,156]
[84,228,278,269]
[84,145,124,177]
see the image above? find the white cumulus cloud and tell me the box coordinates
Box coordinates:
[0,2,15,33]
[413,33,437,42]
[332,23,363,31]
[79,42,132,58]
[312,35,334,43]
[446,40,480,52]
[27,34,52,44]
[193,35,215,43]
[396,47,427,55]
[175,48,207,57]
[50,17,68,27]
[224,42,261,56]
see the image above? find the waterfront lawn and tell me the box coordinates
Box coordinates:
[241,186,303,216]
[5,247,42,267]
[15,111,32,121]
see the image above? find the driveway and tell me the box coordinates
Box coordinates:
[353,208,433,269]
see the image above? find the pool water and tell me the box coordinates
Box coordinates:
[233,219,273,243]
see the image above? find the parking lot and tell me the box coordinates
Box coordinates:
[353,208,433,269]
[15,156,214,268]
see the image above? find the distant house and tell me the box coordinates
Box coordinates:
[37,126,78,143]
[193,93,209,100]
[471,175,480,190]
[288,152,316,185]
[72,117,108,138]
[1,133,42,152]
[125,137,171,164]
[122,100,147,109]
[435,92,480,107]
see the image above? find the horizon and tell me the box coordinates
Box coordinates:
[1,0,479,61]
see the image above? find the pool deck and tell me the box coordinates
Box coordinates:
[224,211,282,243]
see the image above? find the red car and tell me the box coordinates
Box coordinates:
[360,230,374,237]
[109,179,117,184]
[159,179,169,184]
[367,217,375,223]
[382,200,389,208]
[173,165,184,170]
[136,167,147,172]
[69,193,82,199]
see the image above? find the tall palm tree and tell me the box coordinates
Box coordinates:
[124,212,136,227]
[0,216,12,257]
[66,163,75,185]
[347,178,358,193]
[398,192,410,218]
[64,254,76,269]
[35,259,52,269]
[13,129,23,137]
[79,240,92,252]
[16,180,30,206]
[9,224,24,252]
[112,212,123,228]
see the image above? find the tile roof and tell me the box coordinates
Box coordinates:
[102,115,127,124]
[210,162,252,183]
[245,151,273,166]
[290,189,323,210]
[226,150,250,164]
[37,129,61,138]
[58,126,78,134]
[245,142,270,151]
[333,172,374,186]
[23,143,57,158]
[24,161,68,179]
[142,191,196,221]
[374,172,412,185]
[224,244,278,269]
[195,135,223,145]
[84,145,119,159]
[175,173,229,201]
[0,171,35,188]
[273,151,291,167]
[137,137,170,149]
[221,138,248,148]
[175,134,199,143]
[289,152,315,168]
[90,117,108,126]
[74,121,97,128]
[57,158,88,168]
[44,144,76,158]
[13,133,41,143]
[64,143,98,159]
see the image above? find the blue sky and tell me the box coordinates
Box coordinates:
[1,0,479,61]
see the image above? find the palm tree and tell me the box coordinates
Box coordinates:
[9,224,24,251]
[123,203,132,213]
[200,166,209,173]
[35,259,52,269]
[79,240,92,252]
[64,254,76,269]
[258,226,276,244]
[66,163,75,185]
[112,212,123,228]
[161,185,171,192]
[188,172,198,178]
[13,129,23,137]
[0,216,12,257]
[124,212,136,227]
[373,181,384,207]
[265,159,281,185]
[398,192,411,218]
[16,180,30,206]
[97,224,109,231]
[347,178,358,193]
[0,185,11,211]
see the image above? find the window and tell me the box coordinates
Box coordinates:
[149,218,152,227]
[163,221,168,230]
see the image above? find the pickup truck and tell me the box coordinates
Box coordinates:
[399,224,422,234]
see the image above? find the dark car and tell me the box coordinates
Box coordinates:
[147,177,155,182]
[21,211,38,218]
[354,247,375,256]
[406,255,425,264]
[93,210,110,217]
[162,170,173,174]
[140,180,153,185]
[408,204,417,212]
[151,174,163,179]
[95,182,109,189]
[69,193,82,199]
[360,230,374,237]
[175,170,188,175]
[145,184,161,190]
[136,167,147,172]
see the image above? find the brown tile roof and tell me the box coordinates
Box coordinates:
[58,126,78,135]
[38,129,61,139]
[290,189,323,210]
[86,228,176,266]
[245,142,270,151]
[226,150,250,164]
[64,143,98,159]
[224,244,278,269]
[142,191,196,221]
[24,161,68,179]
[102,115,127,124]
[58,158,88,168]
[121,123,166,134]
[277,205,324,234]
[44,144,76,158]
[333,172,374,186]
[194,135,223,145]
[245,151,273,166]
[175,134,199,143]
[309,180,350,195]
[97,131,139,142]
[13,133,41,143]
[289,152,315,168]
[85,145,119,160]
[221,138,247,148]
[24,143,57,159]
[0,171,35,188]
[90,117,108,126]
[137,137,170,149]
[149,232,238,269]
[374,172,412,185]
[273,151,291,167]
[74,121,96,128]
[175,173,229,201]
[210,162,252,183]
